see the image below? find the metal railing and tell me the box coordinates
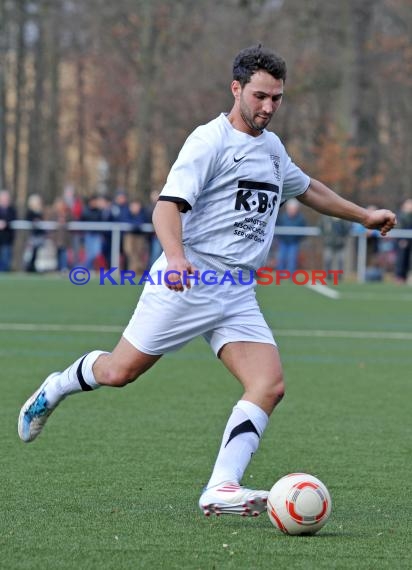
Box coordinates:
[274,226,412,283]
[7,220,412,282]
[9,220,154,274]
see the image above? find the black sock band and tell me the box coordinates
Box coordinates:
[76,354,93,391]
[225,419,259,447]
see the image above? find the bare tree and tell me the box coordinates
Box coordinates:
[350,0,382,202]
[44,0,62,203]
[12,0,27,204]
[2,0,411,207]
[26,0,45,199]
[0,0,7,190]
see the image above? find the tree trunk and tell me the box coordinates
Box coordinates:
[45,1,61,203]
[350,0,381,202]
[12,0,27,205]
[76,56,87,195]
[26,2,45,199]
[0,0,7,190]
[134,1,156,200]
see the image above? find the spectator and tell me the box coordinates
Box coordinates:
[394,198,412,283]
[124,198,149,274]
[81,195,105,270]
[319,216,351,279]
[0,189,17,272]
[24,194,46,272]
[276,199,306,273]
[111,190,130,269]
[99,195,114,267]
[352,205,384,281]
[111,190,130,222]
[147,190,162,268]
[63,185,84,266]
[51,198,72,272]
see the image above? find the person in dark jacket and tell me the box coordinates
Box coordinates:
[319,216,351,276]
[81,195,106,270]
[395,198,412,283]
[0,190,17,272]
[276,199,307,273]
[24,193,46,272]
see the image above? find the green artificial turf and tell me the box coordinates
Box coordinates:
[0,275,410,569]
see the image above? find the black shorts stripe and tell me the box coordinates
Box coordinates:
[77,354,93,391]
[239,180,279,193]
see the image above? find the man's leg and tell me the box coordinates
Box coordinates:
[18,337,161,442]
[199,341,284,516]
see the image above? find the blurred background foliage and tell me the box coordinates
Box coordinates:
[0,0,411,211]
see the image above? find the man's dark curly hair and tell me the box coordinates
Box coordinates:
[233,44,287,87]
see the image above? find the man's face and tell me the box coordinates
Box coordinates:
[233,70,283,135]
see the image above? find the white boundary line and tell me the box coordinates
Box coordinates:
[343,292,412,301]
[274,329,412,340]
[305,283,341,299]
[0,322,411,340]
[0,323,122,333]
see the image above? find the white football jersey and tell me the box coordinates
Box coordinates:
[160,113,310,270]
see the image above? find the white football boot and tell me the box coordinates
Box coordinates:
[199,482,269,516]
[18,373,62,442]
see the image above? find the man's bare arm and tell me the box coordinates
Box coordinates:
[298,179,397,236]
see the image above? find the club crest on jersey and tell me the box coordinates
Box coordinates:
[270,154,281,181]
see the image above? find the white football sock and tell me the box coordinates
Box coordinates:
[44,350,107,407]
[206,399,269,489]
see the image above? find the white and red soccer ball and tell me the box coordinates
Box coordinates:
[267,473,332,535]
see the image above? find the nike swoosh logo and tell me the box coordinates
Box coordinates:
[234,155,246,163]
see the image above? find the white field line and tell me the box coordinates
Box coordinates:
[0,323,122,333]
[0,322,411,341]
[274,329,412,340]
[343,292,412,302]
[305,283,341,299]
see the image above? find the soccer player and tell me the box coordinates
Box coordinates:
[18,45,396,517]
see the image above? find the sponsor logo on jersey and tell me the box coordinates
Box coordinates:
[234,180,279,216]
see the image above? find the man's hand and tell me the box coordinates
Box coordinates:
[363,209,397,236]
[164,256,198,292]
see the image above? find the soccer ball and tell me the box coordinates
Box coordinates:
[267,473,332,535]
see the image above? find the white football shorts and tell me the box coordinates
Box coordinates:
[122,251,276,356]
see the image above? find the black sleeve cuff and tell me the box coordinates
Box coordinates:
[158,196,192,213]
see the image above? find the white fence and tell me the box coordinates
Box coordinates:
[8,220,412,282]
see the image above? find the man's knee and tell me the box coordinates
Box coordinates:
[96,359,140,387]
[101,367,135,387]
[248,372,285,415]
[268,373,285,407]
